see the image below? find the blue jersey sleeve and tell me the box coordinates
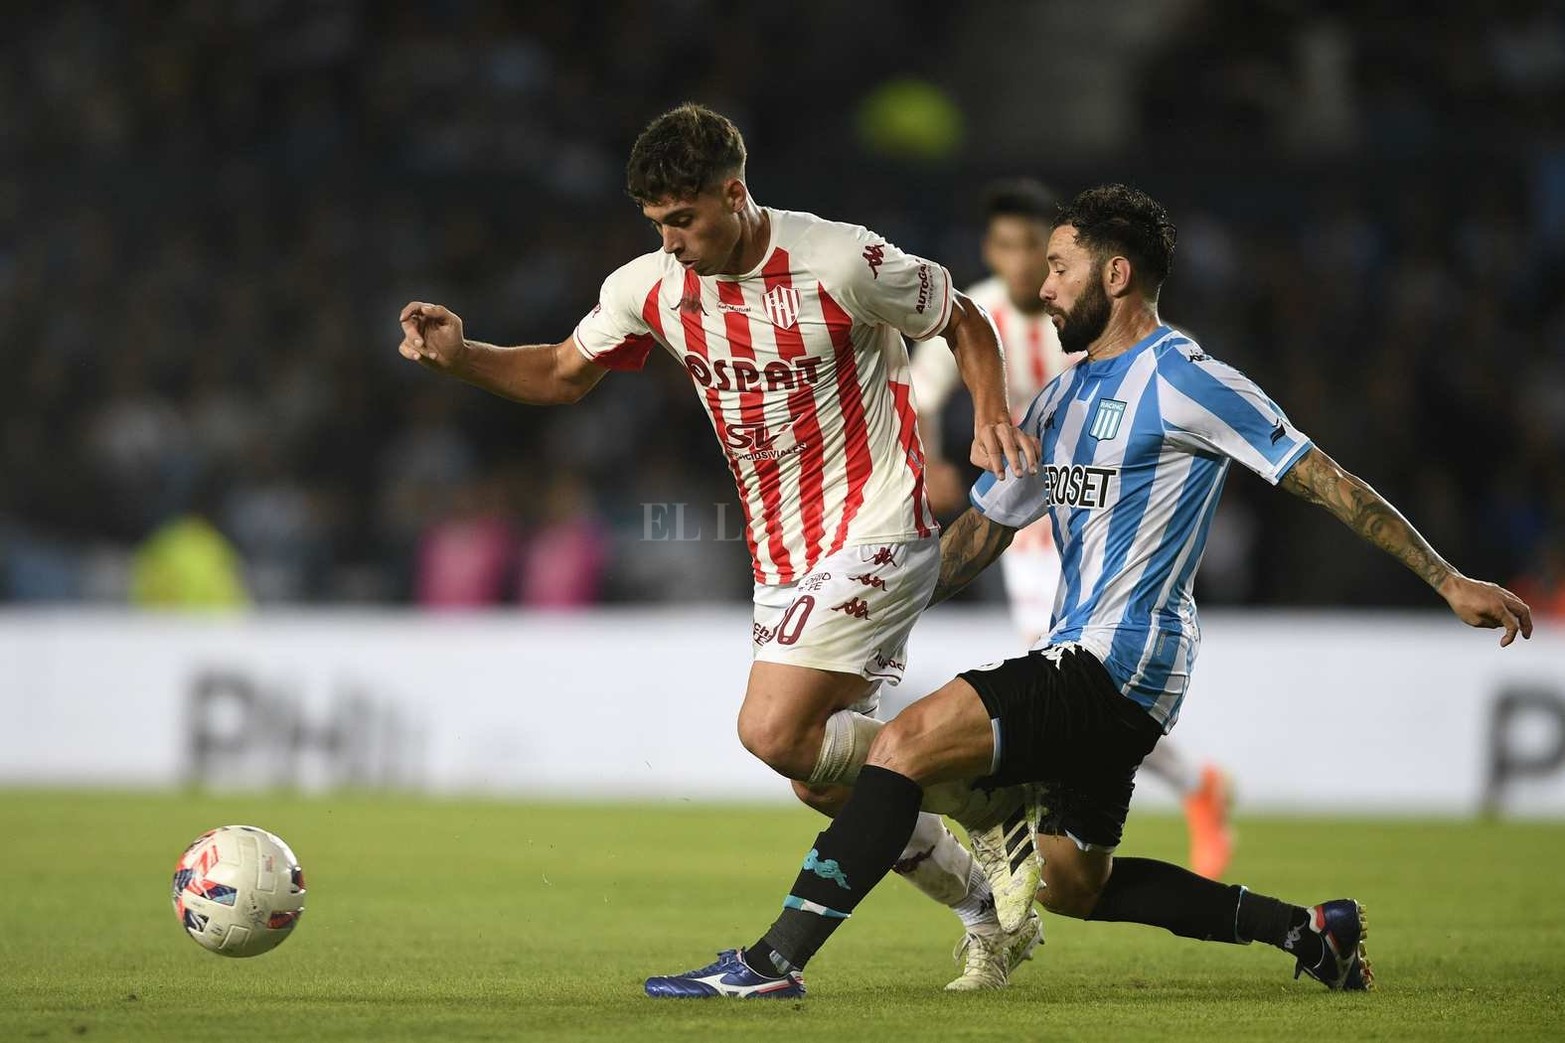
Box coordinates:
[1156,349,1312,484]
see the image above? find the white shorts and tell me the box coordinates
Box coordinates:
[752,537,939,694]
[1001,519,1061,644]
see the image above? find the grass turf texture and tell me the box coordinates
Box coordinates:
[2,793,1562,1041]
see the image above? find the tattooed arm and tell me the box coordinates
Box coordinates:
[929,508,1017,607]
[1279,446,1534,646]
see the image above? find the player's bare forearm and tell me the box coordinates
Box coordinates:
[452,339,602,406]
[942,293,1037,478]
[930,508,1015,606]
[1279,446,1456,591]
[946,295,1011,425]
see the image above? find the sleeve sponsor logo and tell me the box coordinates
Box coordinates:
[915,263,933,314]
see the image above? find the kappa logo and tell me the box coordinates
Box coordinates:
[803,848,852,890]
[762,285,801,329]
[863,243,886,279]
[867,546,899,567]
[892,845,934,875]
[672,292,706,316]
[832,598,872,620]
[847,573,888,590]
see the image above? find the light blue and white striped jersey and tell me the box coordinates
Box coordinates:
[971,325,1312,730]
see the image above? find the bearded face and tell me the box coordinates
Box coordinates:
[1047,267,1111,355]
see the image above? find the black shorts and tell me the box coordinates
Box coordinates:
[959,645,1163,850]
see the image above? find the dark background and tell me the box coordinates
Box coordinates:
[5,0,1563,610]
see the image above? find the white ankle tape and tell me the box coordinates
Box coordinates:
[808,711,883,785]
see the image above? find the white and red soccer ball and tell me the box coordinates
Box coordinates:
[171,825,306,957]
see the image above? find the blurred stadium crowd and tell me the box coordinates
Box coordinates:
[5,1,1564,612]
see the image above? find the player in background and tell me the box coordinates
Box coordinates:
[911,179,1234,880]
[647,183,1533,999]
[398,104,1045,990]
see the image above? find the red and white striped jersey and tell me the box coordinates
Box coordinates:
[910,275,1071,426]
[573,208,952,585]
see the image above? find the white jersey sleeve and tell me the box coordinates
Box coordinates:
[571,254,662,371]
[811,223,954,342]
[1156,344,1313,484]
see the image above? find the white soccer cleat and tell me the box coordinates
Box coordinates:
[945,909,1043,991]
[965,798,1041,933]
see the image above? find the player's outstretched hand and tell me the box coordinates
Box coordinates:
[971,421,1039,480]
[1440,574,1534,647]
[398,302,466,371]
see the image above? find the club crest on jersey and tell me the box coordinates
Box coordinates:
[763,286,801,329]
[1089,398,1127,441]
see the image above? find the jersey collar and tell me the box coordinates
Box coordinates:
[1080,324,1173,375]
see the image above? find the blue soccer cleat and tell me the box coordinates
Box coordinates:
[1293,899,1374,991]
[644,948,805,999]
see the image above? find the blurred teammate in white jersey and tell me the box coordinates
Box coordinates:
[910,180,1235,879]
[398,104,1044,990]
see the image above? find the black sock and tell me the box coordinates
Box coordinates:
[1235,887,1309,948]
[745,765,923,973]
[1087,858,1319,963]
[1240,893,1322,967]
[1087,857,1250,942]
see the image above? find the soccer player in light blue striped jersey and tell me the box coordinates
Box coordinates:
[648,184,1535,999]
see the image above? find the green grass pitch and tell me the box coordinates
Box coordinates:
[3,792,1563,1041]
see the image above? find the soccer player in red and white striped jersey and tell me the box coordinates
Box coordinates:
[912,179,1236,880]
[398,104,1043,989]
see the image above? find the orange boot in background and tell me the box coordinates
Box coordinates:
[1184,764,1235,880]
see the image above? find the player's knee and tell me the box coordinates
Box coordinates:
[864,715,936,784]
[736,713,816,780]
[791,780,847,815]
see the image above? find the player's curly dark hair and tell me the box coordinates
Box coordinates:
[626,103,747,205]
[1055,184,1177,290]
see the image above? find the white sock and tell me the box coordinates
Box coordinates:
[892,813,997,927]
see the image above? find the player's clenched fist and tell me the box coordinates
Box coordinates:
[398,302,466,370]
